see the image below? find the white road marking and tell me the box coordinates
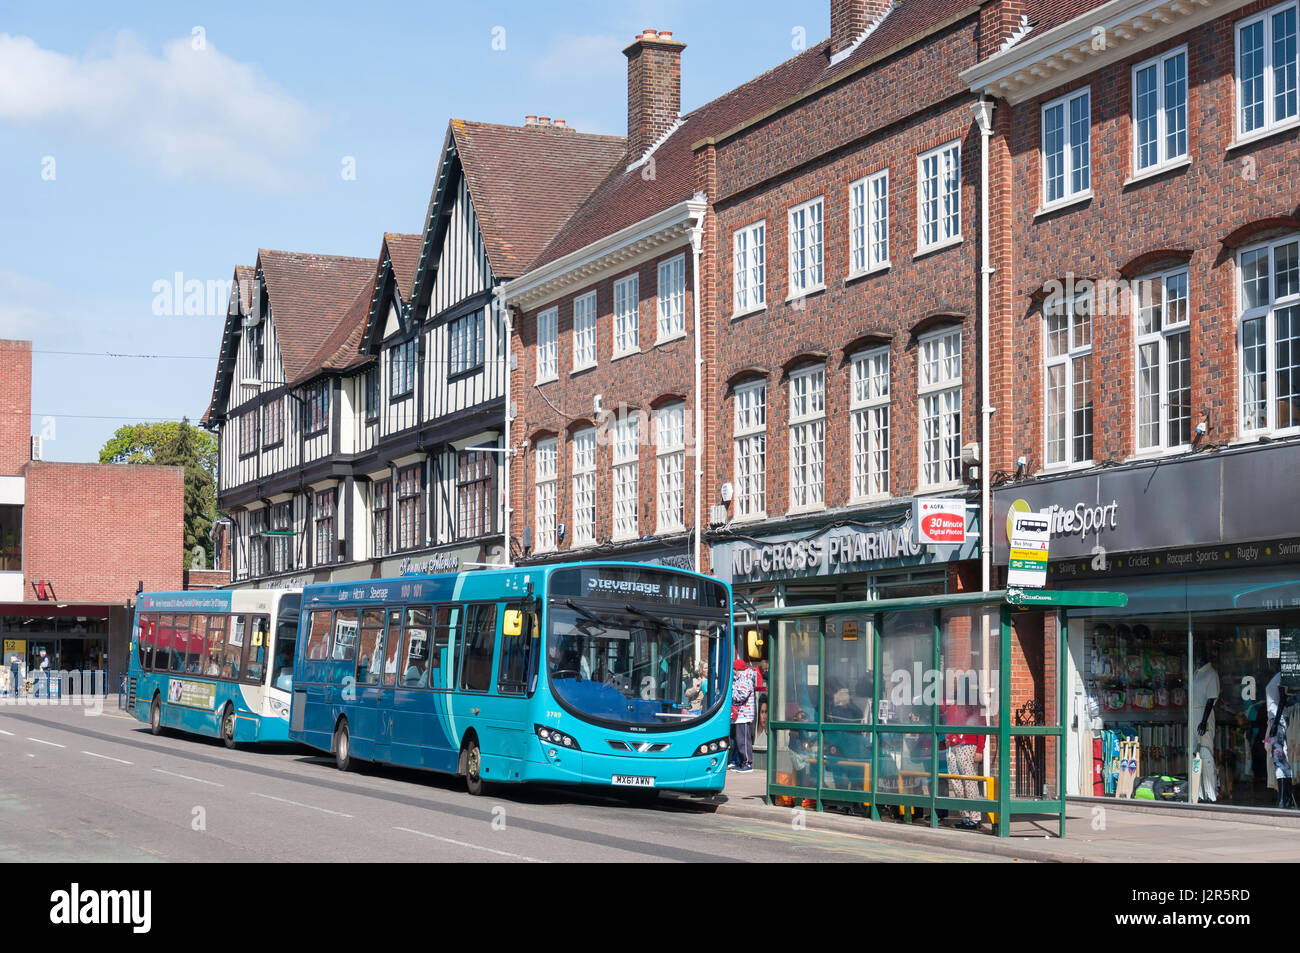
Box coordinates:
[0,729,14,736]
[153,768,223,787]
[255,793,352,818]
[25,753,34,758]
[27,737,64,748]
[393,826,548,863]
[82,750,133,765]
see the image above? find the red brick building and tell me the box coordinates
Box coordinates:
[0,340,184,690]
[965,0,1300,804]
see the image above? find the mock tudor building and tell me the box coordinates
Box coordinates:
[206,119,624,586]
[963,0,1300,805]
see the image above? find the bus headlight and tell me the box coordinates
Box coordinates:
[535,725,580,751]
[694,738,730,756]
[267,698,290,720]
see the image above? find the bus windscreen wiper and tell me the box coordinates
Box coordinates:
[564,600,615,630]
[622,603,691,637]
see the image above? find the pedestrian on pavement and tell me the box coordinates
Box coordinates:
[943,677,986,830]
[730,657,757,772]
[39,649,50,698]
[8,653,19,696]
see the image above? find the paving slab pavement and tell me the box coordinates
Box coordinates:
[711,766,1300,863]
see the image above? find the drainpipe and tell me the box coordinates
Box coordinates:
[974,96,996,781]
[974,97,996,595]
[689,204,706,574]
[497,286,513,568]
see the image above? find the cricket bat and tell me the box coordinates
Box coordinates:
[1189,736,1202,805]
[1130,740,1141,795]
[1080,727,1092,796]
[1117,741,1130,798]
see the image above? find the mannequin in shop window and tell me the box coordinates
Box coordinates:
[1191,650,1220,803]
[1265,668,1294,808]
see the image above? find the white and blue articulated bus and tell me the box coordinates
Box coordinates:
[290,561,733,798]
[127,588,301,745]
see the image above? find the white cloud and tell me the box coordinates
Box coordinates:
[0,32,326,192]
[533,33,626,81]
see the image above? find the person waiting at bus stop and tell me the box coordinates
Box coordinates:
[943,679,987,830]
[730,658,757,772]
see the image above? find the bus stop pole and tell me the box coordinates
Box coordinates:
[1059,608,1068,839]
[998,603,1011,837]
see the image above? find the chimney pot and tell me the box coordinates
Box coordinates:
[524,115,537,125]
[554,118,566,128]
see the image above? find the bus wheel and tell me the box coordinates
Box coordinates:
[334,721,356,773]
[463,738,487,796]
[149,695,163,736]
[220,706,238,750]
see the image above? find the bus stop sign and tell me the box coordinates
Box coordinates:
[1007,512,1050,589]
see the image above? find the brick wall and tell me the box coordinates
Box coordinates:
[0,340,32,476]
[21,462,184,603]
[510,243,699,564]
[710,18,985,519]
[1003,4,1300,471]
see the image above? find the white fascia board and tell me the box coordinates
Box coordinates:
[502,197,709,312]
[961,0,1253,104]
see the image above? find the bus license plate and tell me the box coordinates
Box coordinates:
[612,775,655,787]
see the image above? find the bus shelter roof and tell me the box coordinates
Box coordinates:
[752,587,1127,622]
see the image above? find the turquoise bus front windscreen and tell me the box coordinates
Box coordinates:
[544,565,730,733]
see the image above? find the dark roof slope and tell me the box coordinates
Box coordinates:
[1023,0,1111,37]
[385,232,423,302]
[448,120,626,279]
[533,0,980,268]
[257,249,376,383]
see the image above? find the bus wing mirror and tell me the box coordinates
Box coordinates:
[503,609,524,637]
[746,629,763,659]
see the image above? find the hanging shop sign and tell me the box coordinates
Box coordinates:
[1007,511,1050,589]
[913,498,969,545]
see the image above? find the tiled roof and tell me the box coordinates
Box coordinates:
[201,265,256,428]
[257,248,377,384]
[1022,0,1112,36]
[448,120,626,279]
[533,0,980,269]
[385,232,423,302]
[234,264,257,312]
[300,278,377,381]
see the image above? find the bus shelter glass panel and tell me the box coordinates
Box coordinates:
[773,727,819,791]
[940,606,1000,726]
[878,732,934,798]
[823,613,874,724]
[775,618,820,723]
[822,727,873,794]
[880,610,933,726]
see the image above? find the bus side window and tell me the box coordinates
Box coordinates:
[206,616,227,678]
[305,611,331,661]
[381,609,403,687]
[401,607,431,688]
[138,615,155,671]
[459,604,497,693]
[154,615,173,673]
[171,615,190,673]
[356,609,385,686]
[244,616,270,684]
[224,616,245,681]
[190,615,209,674]
[331,609,358,663]
[497,605,532,695]
[428,606,456,691]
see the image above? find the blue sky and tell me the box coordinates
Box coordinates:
[1,0,829,462]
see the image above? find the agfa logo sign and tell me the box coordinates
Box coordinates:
[913,499,966,545]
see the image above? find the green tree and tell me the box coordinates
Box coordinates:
[100,419,217,569]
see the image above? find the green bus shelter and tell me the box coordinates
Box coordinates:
[756,587,1126,838]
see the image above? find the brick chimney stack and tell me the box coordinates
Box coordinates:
[0,340,32,476]
[623,29,685,159]
[830,0,892,58]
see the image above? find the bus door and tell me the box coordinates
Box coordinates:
[351,608,386,756]
[489,602,536,764]
[375,608,403,757]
